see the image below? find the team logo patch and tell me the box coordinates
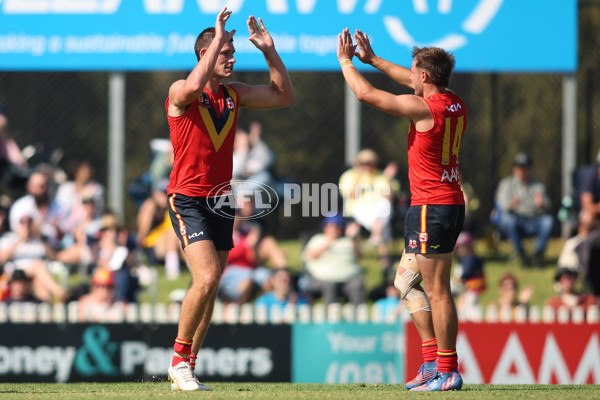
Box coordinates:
[226,97,235,110]
[179,225,187,237]
[199,93,211,108]
[419,232,428,243]
[408,239,418,248]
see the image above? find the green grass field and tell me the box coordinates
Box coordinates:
[1,382,599,399]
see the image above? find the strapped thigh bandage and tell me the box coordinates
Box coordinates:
[394,253,431,314]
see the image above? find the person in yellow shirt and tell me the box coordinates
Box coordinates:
[136,179,183,280]
[339,149,399,266]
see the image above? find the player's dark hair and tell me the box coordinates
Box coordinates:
[194,27,233,61]
[411,46,455,87]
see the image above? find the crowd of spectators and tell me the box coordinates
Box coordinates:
[0,105,143,318]
[1,98,599,323]
[0,164,141,312]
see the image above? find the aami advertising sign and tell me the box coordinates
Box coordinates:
[406,322,600,384]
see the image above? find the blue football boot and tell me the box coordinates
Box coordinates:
[404,361,437,390]
[410,369,463,391]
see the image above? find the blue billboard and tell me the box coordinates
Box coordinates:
[292,322,404,383]
[0,0,576,72]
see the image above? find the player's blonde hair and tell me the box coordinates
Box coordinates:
[412,46,455,87]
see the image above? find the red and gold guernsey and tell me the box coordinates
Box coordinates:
[407,92,467,206]
[166,83,239,197]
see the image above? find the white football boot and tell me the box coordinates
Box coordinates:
[168,361,212,391]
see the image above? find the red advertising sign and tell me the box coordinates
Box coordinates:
[405,322,600,384]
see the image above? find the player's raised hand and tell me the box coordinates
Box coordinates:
[337,27,357,62]
[354,30,376,65]
[216,7,235,41]
[247,16,274,51]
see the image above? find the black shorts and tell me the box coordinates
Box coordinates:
[167,193,235,251]
[404,204,465,254]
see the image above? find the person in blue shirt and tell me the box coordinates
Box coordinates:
[255,268,308,319]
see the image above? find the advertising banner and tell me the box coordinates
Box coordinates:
[0,0,576,72]
[0,323,291,383]
[292,322,404,383]
[405,322,600,384]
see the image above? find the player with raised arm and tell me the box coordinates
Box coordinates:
[165,8,294,391]
[337,28,466,391]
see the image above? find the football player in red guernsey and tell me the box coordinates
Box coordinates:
[338,28,465,391]
[165,8,294,391]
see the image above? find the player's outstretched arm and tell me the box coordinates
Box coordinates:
[353,30,413,90]
[169,7,235,112]
[337,28,427,120]
[232,16,294,110]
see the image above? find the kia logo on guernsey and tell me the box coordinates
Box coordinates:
[207,179,280,221]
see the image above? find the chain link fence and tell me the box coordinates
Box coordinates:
[1,2,599,240]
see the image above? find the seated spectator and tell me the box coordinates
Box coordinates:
[452,232,486,313]
[55,160,104,234]
[0,214,66,302]
[490,273,533,316]
[579,149,600,220]
[301,213,365,305]
[53,160,104,268]
[148,138,174,188]
[136,179,183,280]
[219,215,279,304]
[339,149,399,267]
[4,269,42,304]
[255,268,309,320]
[78,267,120,322]
[96,218,140,304]
[232,121,276,192]
[494,152,554,268]
[557,209,599,271]
[54,195,104,272]
[9,170,65,253]
[546,267,597,317]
